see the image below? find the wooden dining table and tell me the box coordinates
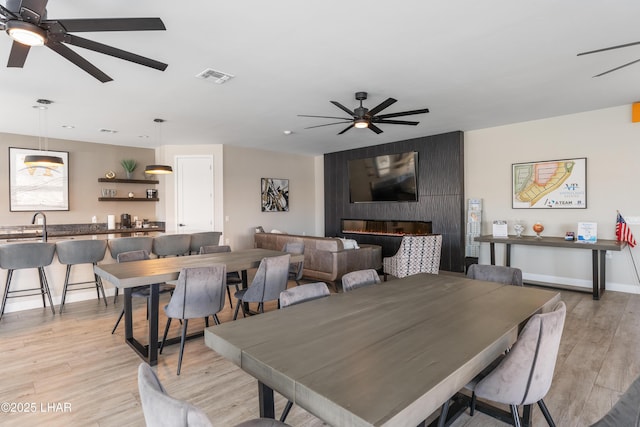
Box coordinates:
[94,248,303,365]
[204,272,561,427]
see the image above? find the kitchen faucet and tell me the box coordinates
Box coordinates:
[31,211,47,242]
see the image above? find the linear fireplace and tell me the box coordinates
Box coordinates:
[341,219,432,236]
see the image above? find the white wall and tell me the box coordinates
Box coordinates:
[465,105,640,293]
[222,145,320,250]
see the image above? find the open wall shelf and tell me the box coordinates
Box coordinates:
[98,178,159,184]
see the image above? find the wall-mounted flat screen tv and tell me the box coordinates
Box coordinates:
[348,151,418,203]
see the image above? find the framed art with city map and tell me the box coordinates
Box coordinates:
[512,157,586,209]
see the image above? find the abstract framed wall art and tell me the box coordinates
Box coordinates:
[261,178,289,212]
[512,157,586,209]
[9,147,69,211]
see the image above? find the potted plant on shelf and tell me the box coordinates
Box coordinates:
[121,159,137,179]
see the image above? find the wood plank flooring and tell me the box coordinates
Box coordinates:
[0,279,638,426]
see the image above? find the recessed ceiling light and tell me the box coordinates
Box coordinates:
[138,135,149,138]
[283,130,292,135]
[99,128,118,134]
[61,125,75,129]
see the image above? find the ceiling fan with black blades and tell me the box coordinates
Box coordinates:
[578,40,640,77]
[0,0,167,82]
[299,91,429,135]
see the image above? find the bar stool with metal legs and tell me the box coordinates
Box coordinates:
[56,239,108,313]
[0,242,57,321]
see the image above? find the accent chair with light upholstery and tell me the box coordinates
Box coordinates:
[282,242,305,286]
[233,254,290,320]
[159,265,226,375]
[107,236,154,302]
[341,269,381,292]
[279,282,330,308]
[383,234,442,280]
[138,363,291,427]
[467,264,523,286]
[111,250,174,334]
[460,301,567,427]
[199,245,243,308]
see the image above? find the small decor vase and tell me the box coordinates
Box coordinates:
[533,222,544,238]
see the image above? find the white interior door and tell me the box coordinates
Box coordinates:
[176,155,214,233]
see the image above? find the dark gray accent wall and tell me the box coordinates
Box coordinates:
[324,131,465,272]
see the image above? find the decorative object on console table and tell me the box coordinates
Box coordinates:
[9,147,69,211]
[492,220,508,238]
[512,157,587,209]
[577,222,597,243]
[261,178,289,212]
[533,222,544,238]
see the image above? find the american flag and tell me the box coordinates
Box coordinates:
[616,212,637,248]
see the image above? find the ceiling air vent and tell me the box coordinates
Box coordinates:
[195,68,234,84]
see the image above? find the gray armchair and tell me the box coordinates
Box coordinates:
[111,250,174,334]
[280,282,329,308]
[467,264,523,286]
[108,236,154,302]
[200,245,243,308]
[462,300,567,426]
[138,363,291,427]
[282,242,304,286]
[341,269,381,292]
[160,265,227,375]
[233,254,290,320]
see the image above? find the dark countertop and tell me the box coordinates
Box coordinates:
[0,222,165,241]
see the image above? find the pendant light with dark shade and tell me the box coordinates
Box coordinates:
[145,118,173,175]
[24,99,64,168]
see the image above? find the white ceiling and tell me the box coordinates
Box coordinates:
[1,0,640,156]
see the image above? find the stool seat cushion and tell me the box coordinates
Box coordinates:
[56,239,108,265]
[0,242,56,269]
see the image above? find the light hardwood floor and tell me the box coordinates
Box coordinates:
[0,279,637,427]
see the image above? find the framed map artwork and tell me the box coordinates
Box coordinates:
[512,157,586,209]
[9,147,69,211]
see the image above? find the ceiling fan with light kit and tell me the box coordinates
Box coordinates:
[299,91,430,135]
[0,0,167,82]
[578,40,640,77]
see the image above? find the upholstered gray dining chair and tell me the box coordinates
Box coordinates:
[282,242,304,286]
[383,234,442,280]
[590,374,640,426]
[138,363,291,427]
[152,234,191,258]
[108,236,154,302]
[159,265,226,375]
[199,245,243,308]
[280,282,330,308]
[233,254,290,320]
[111,250,174,334]
[278,281,330,422]
[341,269,381,292]
[188,231,222,254]
[467,264,523,286]
[458,301,567,427]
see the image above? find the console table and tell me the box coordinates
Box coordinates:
[475,235,626,300]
